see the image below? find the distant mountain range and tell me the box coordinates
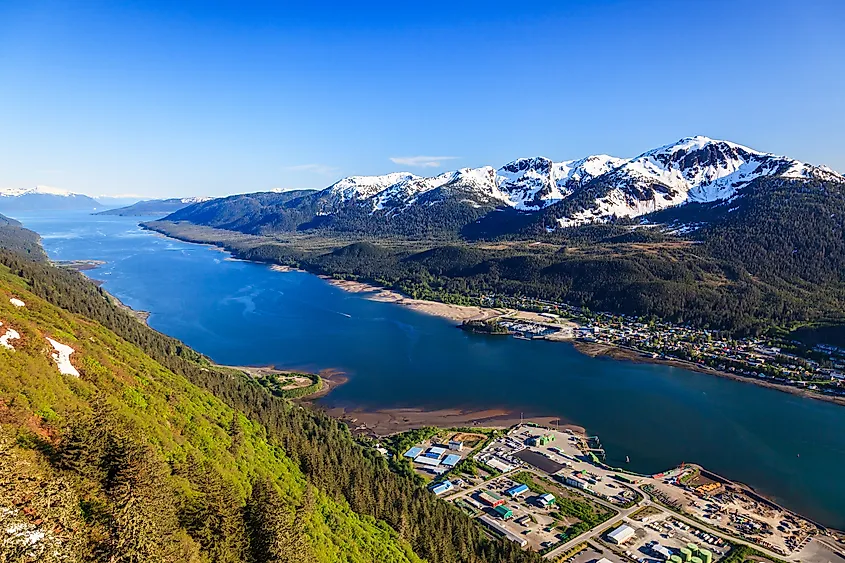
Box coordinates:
[0,186,103,213]
[97,196,215,217]
[150,136,845,334]
[164,136,844,237]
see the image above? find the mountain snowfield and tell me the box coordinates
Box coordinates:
[0,185,77,197]
[316,136,845,228]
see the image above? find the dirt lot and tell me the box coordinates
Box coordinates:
[448,431,487,448]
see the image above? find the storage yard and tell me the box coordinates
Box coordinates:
[393,423,844,561]
[597,508,731,562]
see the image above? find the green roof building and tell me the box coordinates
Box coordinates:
[494,505,513,519]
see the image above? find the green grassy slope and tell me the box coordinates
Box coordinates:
[0,264,422,562]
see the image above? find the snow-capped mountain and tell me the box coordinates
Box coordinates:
[310,136,843,228]
[0,186,102,212]
[164,136,845,237]
[553,136,845,227]
[0,185,77,198]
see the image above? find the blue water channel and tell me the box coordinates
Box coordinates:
[15,211,845,529]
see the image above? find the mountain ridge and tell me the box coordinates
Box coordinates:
[164,136,844,237]
[0,186,103,212]
[96,196,216,217]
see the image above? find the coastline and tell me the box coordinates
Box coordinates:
[60,259,154,325]
[143,222,845,408]
[321,277,502,322]
[320,405,583,436]
[573,340,845,407]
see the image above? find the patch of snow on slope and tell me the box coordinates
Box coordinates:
[46,337,80,377]
[497,155,628,210]
[557,187,682,227]
[180,196,215,204]
[328,172,419,203]
[2,508,53,558]
[0,322,20,350]
[9,298,25,307]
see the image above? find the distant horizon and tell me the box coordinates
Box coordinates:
[2,0,843,198]
[4,133,843,200]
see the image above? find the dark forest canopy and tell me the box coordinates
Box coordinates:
[0,213,46,260]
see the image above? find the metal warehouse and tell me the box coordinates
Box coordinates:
[506,483,529,497]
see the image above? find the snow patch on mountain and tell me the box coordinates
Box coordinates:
[0,322,20,350]
[497,154,627,210]
[180,196,215,204]
[47,337,79,377]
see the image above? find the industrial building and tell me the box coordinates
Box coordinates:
[414,455,441,467]
[527,434,555,447]
[537,493,555,507]
[485,457,515,473]
[607,523,636,544]
[428,446,447,457]
[448,440,464,451]
[478,515,528,547]
[442,454,461,467]
[505,483,529,497]
[564,475,592,491]
[494,505,513,520]
[651,543,672,560]
[477,490,505,508]
[429,481,453,496]
[403,447,423,458]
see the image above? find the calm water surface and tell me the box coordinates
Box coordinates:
[16,212,845,529]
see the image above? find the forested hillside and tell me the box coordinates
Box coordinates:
[0,247,540,563]
[0,213,46,260]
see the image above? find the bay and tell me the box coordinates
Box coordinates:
[17,211,845,529]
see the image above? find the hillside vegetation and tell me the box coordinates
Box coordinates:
[0,213,45,260]
[0,248,540,563]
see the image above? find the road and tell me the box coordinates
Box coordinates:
[440,425,845,562]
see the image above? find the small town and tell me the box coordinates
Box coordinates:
[472,294,845,401]
[376,423,843,563]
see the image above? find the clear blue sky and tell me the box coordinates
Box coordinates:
[1,0,843,198]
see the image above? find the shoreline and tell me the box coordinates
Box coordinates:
[144,222,845,408]
[320,405,583,437]
[574,340,845,407]
[321,277,503,323]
